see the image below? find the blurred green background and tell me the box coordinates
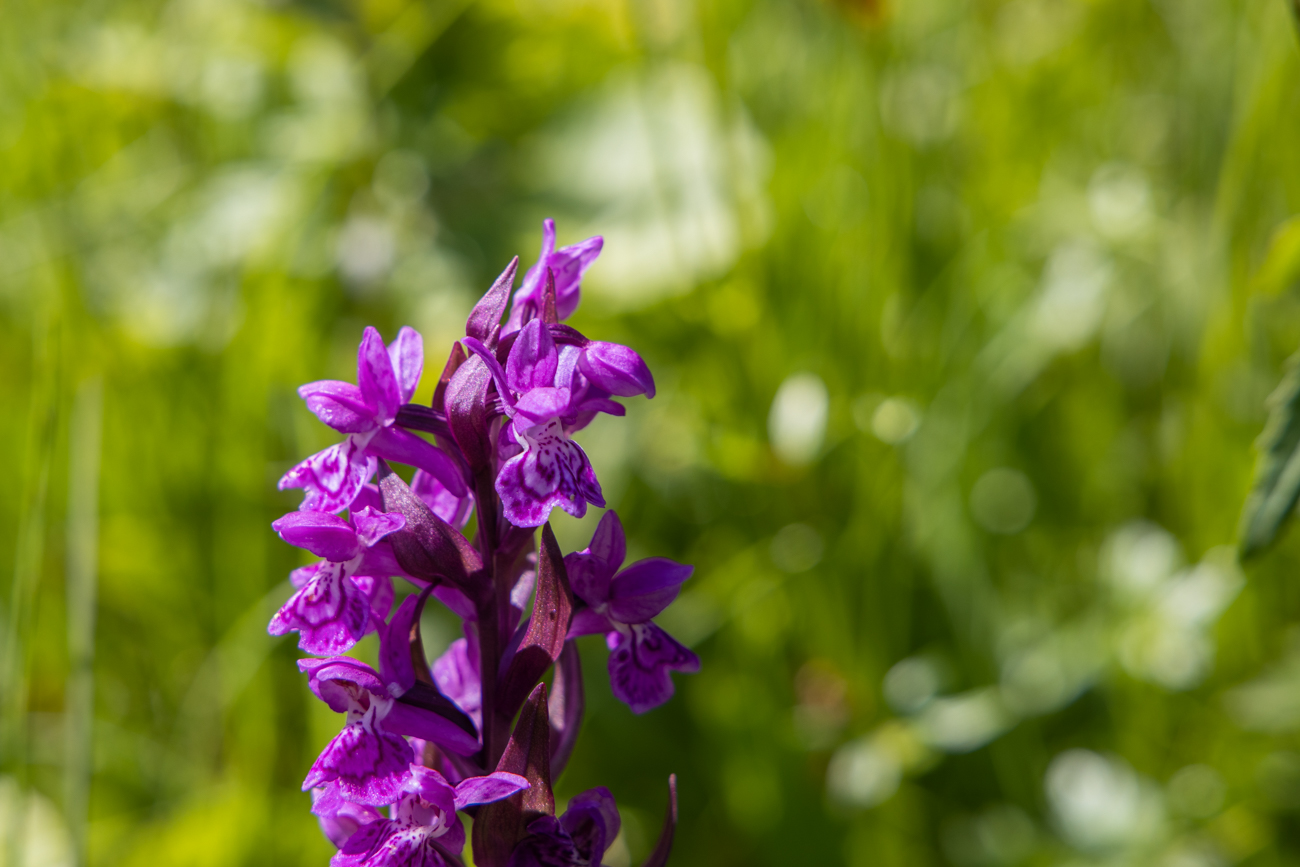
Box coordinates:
[6,0,1300,864]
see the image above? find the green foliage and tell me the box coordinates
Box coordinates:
[6,0,1300,865]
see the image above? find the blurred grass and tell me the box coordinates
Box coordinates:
[5,0,1300,864]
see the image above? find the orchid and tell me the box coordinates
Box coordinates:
[269,221,693,866]
[565,511,699,713]
[280,326,465,514]
[269,503,406,654]
[501,219,603,337]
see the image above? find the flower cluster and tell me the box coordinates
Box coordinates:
[271,220,695,866]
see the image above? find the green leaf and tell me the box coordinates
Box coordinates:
[1251,215,1300,297]
[1240,352,1300,557]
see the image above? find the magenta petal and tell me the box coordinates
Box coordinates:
[566,608,614,639]
[387,326,424,405]
[303,715,414,806]
[607,623,700,714]
[512,387,573,426]
[355,542,405,581]
[300,381,379,434]
[351,574,394,622]
[411,469,474,529]
[357,327,402,424]
[507,320,559,393]
[497,421,604,528]
[300,656,387,709]
[312,785,384,848]
[290,562,321,589]
[407,765,458,816]
[272,511,361,562]
[279,437,376,515]
[384,700,480,756]
[433,638,481,728]
[351,506,406,548]
[453,772,529,810]
[560,786,620,863]
[548,235,603,320]
[564,553,613,610]
[588,510,626,573]
[269,563,370,655]
[579,342,654,398]
[379,591,426,696]
[606,558,693,623]
[368,427,467,498]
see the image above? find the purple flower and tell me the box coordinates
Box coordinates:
[433,636,481,731]
[313,786,385,848]
[269,506,406,655]
[300,657,481,805]
[565,511,699,713]
[502,220,603,337]
[280,326,466,514]
[331,765,528,867]
[507,788,620,867]
[411,468,473,529]
[464,320,652,528]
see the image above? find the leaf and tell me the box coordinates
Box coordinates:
[471,684,554,867]
[497,523,574,716]
[1240,353,1300,558]
[467,256,519,346]
[377,462,482,587]
[640,774,678,867]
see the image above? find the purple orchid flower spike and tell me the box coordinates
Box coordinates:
[463,319,607,527]
[269,506,407,655]
[300,656,481,806]
[565,511,700,713]
[506,787,621,867]
[502,219,603,337]
[332,766,528,867]
[280,326,466,513]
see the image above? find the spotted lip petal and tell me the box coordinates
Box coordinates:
[607,622,700,714]
[279,437,376,515]
[496,421,604,528]
[303,706,414,806]
[268,562,370,655]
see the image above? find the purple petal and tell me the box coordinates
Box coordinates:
[587,510,626,573]
[351,574,395,622]
[290,562,321,589]
[496,420,604,529]
[579,342,655,398]
[272,510,361,562]
[303,713,414,806]
[507,817,582,867]
[559,787,620,864]
[379,591,427,696]
[387,326,424,405]
[607,623,700,714]
[507,320,559,395]
[432,585,476,621]
[355,542,406,582]
[606,558,693,624]
[407,765,458,816]
[368,427,467,498]
[411,469,474,529]
[547,235,603,320]
[351,506,406,549]
[279,437,376,515]
[453,772,529,811]
[311,785,384,848]
[433,637,481,729]
[299,657,387,711]
[566,608,613,639]
[384,700,480,756]
[512,387,573,427]
[268,562,370,655]
[357,327,402,424]
[300,381,379,434]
